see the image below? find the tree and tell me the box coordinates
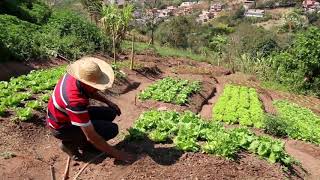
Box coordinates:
[269,26,320,96]
[284,11,307,32]
[80,0,102,25]
[143,0,162,45]
[101,4,133,63]
[155,16,198,48]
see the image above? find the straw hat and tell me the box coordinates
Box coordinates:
[67,57,114,91]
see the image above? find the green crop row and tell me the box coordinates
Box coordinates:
[213,84,265,128]
[0,66,65,121]
[139,77,201,105]
[127,110,294,166]
[274,100,320,145]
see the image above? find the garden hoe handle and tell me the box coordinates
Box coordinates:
[62,156,71,180]
[50,165,56,180]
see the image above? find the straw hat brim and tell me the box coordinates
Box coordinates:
[67,57,115,91]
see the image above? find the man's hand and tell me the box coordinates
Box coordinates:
[81,125,134,162]
[108,102,121,116]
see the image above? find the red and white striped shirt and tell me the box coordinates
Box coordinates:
[46,73,91,130]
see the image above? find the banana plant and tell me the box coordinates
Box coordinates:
[101,4,133,63]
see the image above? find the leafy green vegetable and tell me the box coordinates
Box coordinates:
[0,105,6,117]
[15,107,33,121]
[213,84,265,128]
[129,110,295,166]
[25,100,43,110]
[274,100,320,145]
[0,66,65,121]
[40,93,51,103]
[139,77,201,105]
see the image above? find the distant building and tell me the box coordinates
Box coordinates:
[104,0,125,6]
[303,0,320,13]
[197,10,215,23]
[244,9,265,18]
[243,0,255,10]
[210,3,223,12]
[158,9,171,18]
[179,2,196,8]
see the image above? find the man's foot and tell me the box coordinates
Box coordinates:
[59,142,83,161]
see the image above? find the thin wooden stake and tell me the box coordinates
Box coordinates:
[62,156,71,180]
[72,152,105,180]
[50,165,56,180]
[130,34,135,70]
[134,95,137,106]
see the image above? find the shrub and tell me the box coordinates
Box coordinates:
[35,10,110,60]
[228,23,279,58]
[0,14,39,61]
[155,16,198,48]
[268,27,320,96]
[0,0,51,24]
[264,115,288,137]
[0,10,111,61]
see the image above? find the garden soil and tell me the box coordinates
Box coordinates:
[0,54,319,179]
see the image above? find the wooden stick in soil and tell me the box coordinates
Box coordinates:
[130,34,135,70]
[72,152,105,180]
[62,156,71,180]
[50,165,56,180]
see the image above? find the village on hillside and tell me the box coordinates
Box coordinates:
[102,0,320,26]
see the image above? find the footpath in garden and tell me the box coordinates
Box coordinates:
[0,54,319,179]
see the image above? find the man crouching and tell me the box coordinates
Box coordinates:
[46,57,134,163]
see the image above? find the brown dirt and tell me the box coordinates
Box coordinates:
[106,76,141,95]
[0,55,314,179]
[200,80,223,120]
[258,89,277,115]
[285,140,320,180]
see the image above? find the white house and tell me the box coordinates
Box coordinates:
[105,0,125,6]
[303,0,320,13]
[244,9,264,18]
[243,0,255,10]
[179,1,196,8]
[210,3,223,12]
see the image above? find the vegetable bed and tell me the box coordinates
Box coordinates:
[139,77,201,105]
[212,84,265,128]
[0,66,65,121]
[128,110,294,166]
[274,100,320,145]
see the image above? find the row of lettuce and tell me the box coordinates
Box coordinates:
[212,85,320,145]
[0,66,65,121]
[127,110,293,166]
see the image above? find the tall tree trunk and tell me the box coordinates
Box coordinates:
[112,33,116,63]
[151,27,154,45]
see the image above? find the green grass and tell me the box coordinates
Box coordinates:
[121,41,209,62]
[121,41,154,54]
[261,81,291,93]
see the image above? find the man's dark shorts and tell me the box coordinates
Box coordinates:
[50,106,119,150]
